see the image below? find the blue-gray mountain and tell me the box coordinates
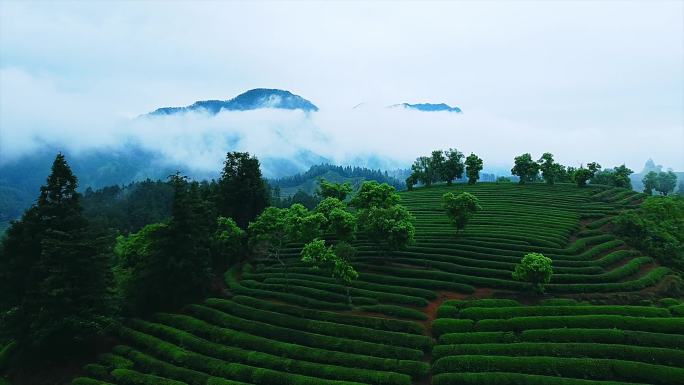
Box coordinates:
[391,103,462,113]
[148,89,319,116]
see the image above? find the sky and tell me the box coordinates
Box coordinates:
[1,0,683,175]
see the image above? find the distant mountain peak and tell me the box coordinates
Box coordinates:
[148,88,318,116]
[390,102,462,113]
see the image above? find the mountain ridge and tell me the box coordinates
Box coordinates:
[148,88,319,116]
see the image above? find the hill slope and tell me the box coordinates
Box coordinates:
[70,183,681,385]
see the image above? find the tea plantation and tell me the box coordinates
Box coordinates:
[71,183,683,385]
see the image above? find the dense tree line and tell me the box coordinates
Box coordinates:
[0,151,269,369]
[271,164,404,190]
[510,152,635,189]
[406,149,484,189]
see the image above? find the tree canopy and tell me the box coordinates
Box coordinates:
[442,192,482,234]
[512,252,553,294]
[0,154,114,362]
[464,153,483,185]
[317,178,353,201]
[217,152,269,228]
[511,153,539,184]
[614,196,684,271]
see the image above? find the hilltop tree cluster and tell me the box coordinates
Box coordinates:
[510,152,634,189]
[642,170,678,196]
[406,149,483,189]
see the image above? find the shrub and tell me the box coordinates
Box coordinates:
[110,369,187,385]
[357,305,428,321]
[186,305,423,360]
[205,298,431,350]
[432,355,684,385]
[433,372,643,385]
[432,319,474,337]
[475,315,684,333]
[154,313,428,377]
[458,305,670,321]
[432,342,684,366]
[231,295,425,334]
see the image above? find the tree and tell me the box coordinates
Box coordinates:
[655,171,678,196]
[642,171,659,195]
[442,192,482,234]
[442,148,465,185]
[538,152,561,185]
[464,153,483,185]
[315,197,357,241]
[612,164,634,189]
[211,217,245,268]
[0,154,114,362]
[317,178,353,201]
[124,173,213,315]
[248,207,289,267]
[410,156,434,187]
[572,162,601,187]
[430,150,446,183]
[217,152,269,228]
[511,153,539,184]
[248,204,324,283]
[405,174,417,191]
[350,181,400,209]
[613,196,684,270]
[357,205,415,256]
[512,252,553,294]
[300,239,359,305]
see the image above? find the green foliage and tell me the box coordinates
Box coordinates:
[410,156,434,187]
[351,181,400,209]
[591,165,634,189]
[442,192,482,234]
[572,162,600,187]
[301,239,358,287]
[81,179,174,234]
[0,153,114,363]
[357,205,415,255]
[643,171,659,195]
[442,149,465,185]
[217,152,268,228]
[655,171,678,196]
[317,178,353,200]
[464,153,483,184]
[613,196,684,270]
[300,239,359,305]
[248,207,289,263]
[211,216,245,267]
[512,252,553,293]
[537,152,564,185]
[123,173,213,315]
[511,153,539,184]
[314,197,356,241]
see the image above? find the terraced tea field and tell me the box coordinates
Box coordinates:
[432,299,684,385]
[71,183,683,385]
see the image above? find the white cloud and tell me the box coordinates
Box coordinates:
[0,1,682,175]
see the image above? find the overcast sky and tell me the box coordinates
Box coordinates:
[1,0,682,173]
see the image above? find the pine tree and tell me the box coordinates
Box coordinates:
[0,153,114,362]
[125,173,213,315]
[216,152,269,228]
